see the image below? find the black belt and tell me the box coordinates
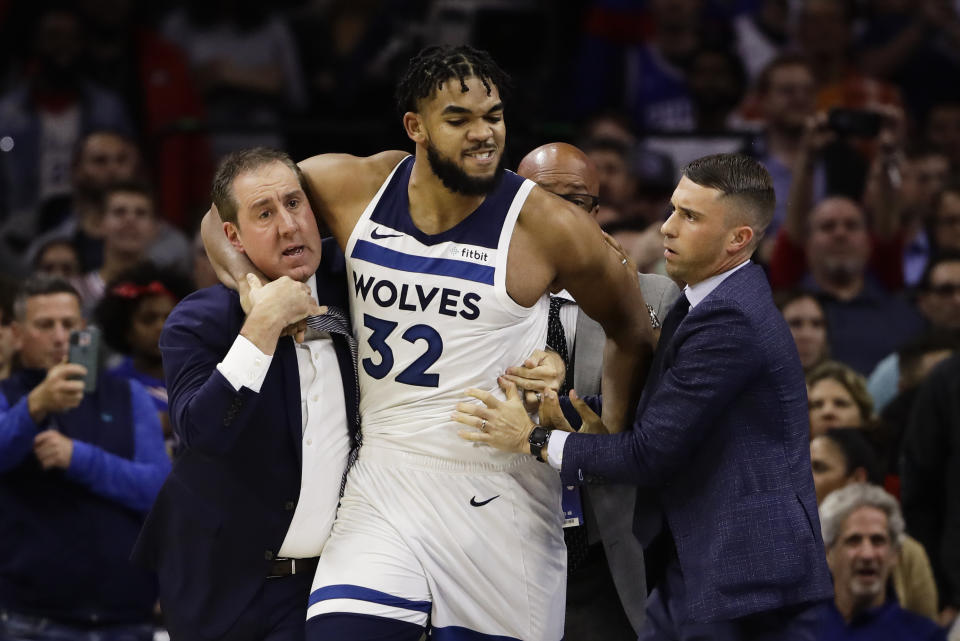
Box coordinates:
[267,556,319,578]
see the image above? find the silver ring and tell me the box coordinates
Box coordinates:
[621,257,627,265]
[479,419,487,432]
[535,391,543,403]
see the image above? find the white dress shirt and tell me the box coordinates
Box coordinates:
[215,275,350,557]
[544,261,752,469]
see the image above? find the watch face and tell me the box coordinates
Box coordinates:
[529,426,549,458]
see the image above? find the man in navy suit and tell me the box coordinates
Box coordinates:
[455,153,834,639]
[133,148,360,641]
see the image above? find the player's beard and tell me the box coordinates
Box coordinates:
[426,141,505,196]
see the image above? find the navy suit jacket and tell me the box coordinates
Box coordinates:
[132,238,358,640]
[560,264,833,624]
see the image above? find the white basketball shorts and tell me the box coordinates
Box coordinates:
[306,445,566,640]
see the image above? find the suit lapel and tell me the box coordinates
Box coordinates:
[636,293,690,417]
[276,337,303,467]
[330,333,360,441]
[635,265,756,416]
[573,310,604,397]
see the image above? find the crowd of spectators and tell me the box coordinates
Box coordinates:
[2,0,960,638]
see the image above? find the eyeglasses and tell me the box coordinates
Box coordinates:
[557,193,600,213]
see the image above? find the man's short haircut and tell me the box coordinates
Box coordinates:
[819,428,883,485]
[806,360,874,422]
[12,276,81,322]
[31,237,79,272]
[918,250,960,292]
[72,128,138,167]
[394,45,512,117]
[819,482,904,549]
[580,136,632,163]
[581,110,636,140]
[681,153,776,238]
[211,147,303,225]
[755,52,814,95]
[103,179,155,211]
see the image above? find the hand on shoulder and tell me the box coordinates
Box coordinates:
[298,151,410,243]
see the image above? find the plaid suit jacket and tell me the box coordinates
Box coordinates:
[560,263,833,623]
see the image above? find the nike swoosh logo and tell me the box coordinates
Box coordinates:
[371,227,403,240]
[470,495,500,507]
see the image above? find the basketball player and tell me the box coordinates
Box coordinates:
[203,46,650,641]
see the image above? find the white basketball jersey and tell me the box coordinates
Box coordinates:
[344,156,549,463]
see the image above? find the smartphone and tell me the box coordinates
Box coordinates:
[68,327,100,393]
[827,108,883,138]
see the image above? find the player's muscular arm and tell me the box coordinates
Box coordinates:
[201,204,261,292]
[510,188,653,433]
[299,151,409,249]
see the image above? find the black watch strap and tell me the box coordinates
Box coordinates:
[528,425,550,461]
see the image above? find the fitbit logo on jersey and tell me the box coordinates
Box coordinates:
[353,271,481,319]
[447,244,491,263]
[460,247,489,262]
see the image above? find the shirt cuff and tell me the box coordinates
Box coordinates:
[546,430,569,471]
[216,335,273,393]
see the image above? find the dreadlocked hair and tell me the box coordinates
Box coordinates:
[395,45,512,117]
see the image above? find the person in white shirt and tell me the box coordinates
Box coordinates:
[132,148,352,641]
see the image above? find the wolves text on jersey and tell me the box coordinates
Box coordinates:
[352,271,481,320]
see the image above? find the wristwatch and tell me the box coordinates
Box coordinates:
[528,425,550,462]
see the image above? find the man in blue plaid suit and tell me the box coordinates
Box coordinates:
[456,153,834,640]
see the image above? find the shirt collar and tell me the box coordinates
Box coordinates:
[306,274,319,303]
[684,260,751,308]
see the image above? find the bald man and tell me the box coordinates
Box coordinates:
[517,143,680,640]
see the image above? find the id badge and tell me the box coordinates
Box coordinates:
[562,485,584,528]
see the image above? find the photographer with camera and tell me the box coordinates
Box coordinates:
[769,104,925,375]
[0,276,170,641]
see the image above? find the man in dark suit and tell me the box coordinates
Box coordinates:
[455,153,834,639]
[133,148,360,641]
[515,142,680,639]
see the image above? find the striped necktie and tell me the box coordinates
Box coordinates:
[304,307,361,494]
[547,297,571,395]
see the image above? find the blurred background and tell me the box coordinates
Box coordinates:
[3,0,960,635]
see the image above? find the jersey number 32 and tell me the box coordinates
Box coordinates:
[361,313,442,387]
